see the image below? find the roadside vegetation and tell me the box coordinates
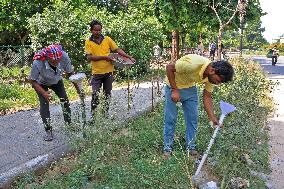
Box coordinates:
[14,57,276,188]
[1,0,278,188]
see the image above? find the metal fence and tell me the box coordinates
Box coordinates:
[0,45,33,67]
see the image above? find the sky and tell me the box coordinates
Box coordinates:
[259,0,284,43]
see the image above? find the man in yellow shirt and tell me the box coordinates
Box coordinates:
[85,20,135,116]
[164,54,234,159]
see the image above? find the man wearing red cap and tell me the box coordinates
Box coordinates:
[29,44,79,141]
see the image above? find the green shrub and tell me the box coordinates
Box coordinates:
[28,1,164,78]
[197,57,275,186]
[28,1,90,72]
[104,8,164,78]
[0,66,30,81]
[0,83,22,99]
[0,82,38,114]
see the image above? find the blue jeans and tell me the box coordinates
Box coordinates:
[163,85,199,152]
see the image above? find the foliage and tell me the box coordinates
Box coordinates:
[154,0,193,31]
[28,0,91,72]
[0,0,51,45]
[88,0,127,14]
[197,57,275,187]
[222,23,268,52]
[154,0,201,60]
[15,57,275,188]
[128,0,156,17]
[266,43,284,53]
[243,6,268,49]
[221,30,240,50]
[0,82,38,115]
[28,1,164,77]
[104,8,164,77]
[0,66,30,80]
[181,0,265,56]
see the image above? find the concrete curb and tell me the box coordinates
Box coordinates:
[0,144,70,188]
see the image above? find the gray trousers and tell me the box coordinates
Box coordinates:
[36,80,71,131]
[90,73,113,114]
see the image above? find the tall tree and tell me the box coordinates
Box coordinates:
[190,0,264,60]
[154,0,193,62]
[88,0,126,14]
[244,18,268,49]
[243,0,267,49]
[0,0,51,45]
[208,0,239,60]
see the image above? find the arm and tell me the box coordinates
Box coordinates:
[30,80,52,102]
[61,52,83,94]
[65,72,82,94]
[203,89,219,126]
[29,62,52,101]
[116,48,136,63]
[166,63,180,103]
[86,54,114,62]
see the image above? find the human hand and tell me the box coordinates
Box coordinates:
[171,89,180,103]
[43,91,52,102]
[129,57,136,63]
[210,116,222,128]
[107,56,116,62]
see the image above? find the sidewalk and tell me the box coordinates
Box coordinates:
[253,56,284,189]
[0,82,164,188]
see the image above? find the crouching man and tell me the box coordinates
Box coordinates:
[29,44,80,141]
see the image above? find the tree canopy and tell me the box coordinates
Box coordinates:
[0,0,51,45]
[0,0,266,53]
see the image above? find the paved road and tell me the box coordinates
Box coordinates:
[252,55,284,189]
[0,82,164,188]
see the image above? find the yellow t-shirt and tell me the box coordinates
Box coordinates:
[85,36,118,74]
[166,54,214,92]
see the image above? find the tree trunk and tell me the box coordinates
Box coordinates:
[217,27,223,61]
[18,33,27,46]
[199,33,202,43]
[171,29,179,62]
[181,33,186,50]
[240,20,244,56]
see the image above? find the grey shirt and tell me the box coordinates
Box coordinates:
[29,51,73,86]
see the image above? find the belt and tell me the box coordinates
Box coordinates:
[92,72,113,76]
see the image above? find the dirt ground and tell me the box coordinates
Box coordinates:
[268,75,284,189]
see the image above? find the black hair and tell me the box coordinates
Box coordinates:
[211,60,234,83]
[90,19,102,30]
